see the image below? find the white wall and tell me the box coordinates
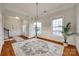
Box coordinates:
[38,6,76,45]
[76,5,79,34]
[76,4,79,53]
[22,19,29,37]
[0,5,4,54]
[29,18,36,38]
[4,16,22,37]
[3,10,29,37]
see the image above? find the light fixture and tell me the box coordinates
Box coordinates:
[35,3,38,38]
[15,17,20,19]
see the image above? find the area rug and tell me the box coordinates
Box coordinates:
[12,38,64,56]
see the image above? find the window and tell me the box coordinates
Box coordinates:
[52,17,63,36]
[33,22,42,34]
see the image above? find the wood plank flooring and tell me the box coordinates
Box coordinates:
[1,40,15,56]
[63,45,79,56]
[0,36,79,56]
[37,37,63,45]
[19,35,29,39]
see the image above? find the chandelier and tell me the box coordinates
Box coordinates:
[35,3,38,38]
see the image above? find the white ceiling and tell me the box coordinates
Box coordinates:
[3,3,77,19]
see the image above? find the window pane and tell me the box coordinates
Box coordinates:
[33,22,42,35]
[52,18,63,36]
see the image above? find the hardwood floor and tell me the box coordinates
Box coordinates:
[37,37,63,45]
[0,37,79,56]
[63,45,79,56]
[1,40,15,56]
[19,35,29,39]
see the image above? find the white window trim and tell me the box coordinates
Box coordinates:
[51,16,64,36]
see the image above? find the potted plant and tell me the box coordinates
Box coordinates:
[62,22,72,46]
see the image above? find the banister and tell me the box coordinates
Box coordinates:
[4,28,9,38]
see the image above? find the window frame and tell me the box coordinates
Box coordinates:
[33,22,42,35]
[51,16,64,36]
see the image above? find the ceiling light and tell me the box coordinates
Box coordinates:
[15,17,20,19]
